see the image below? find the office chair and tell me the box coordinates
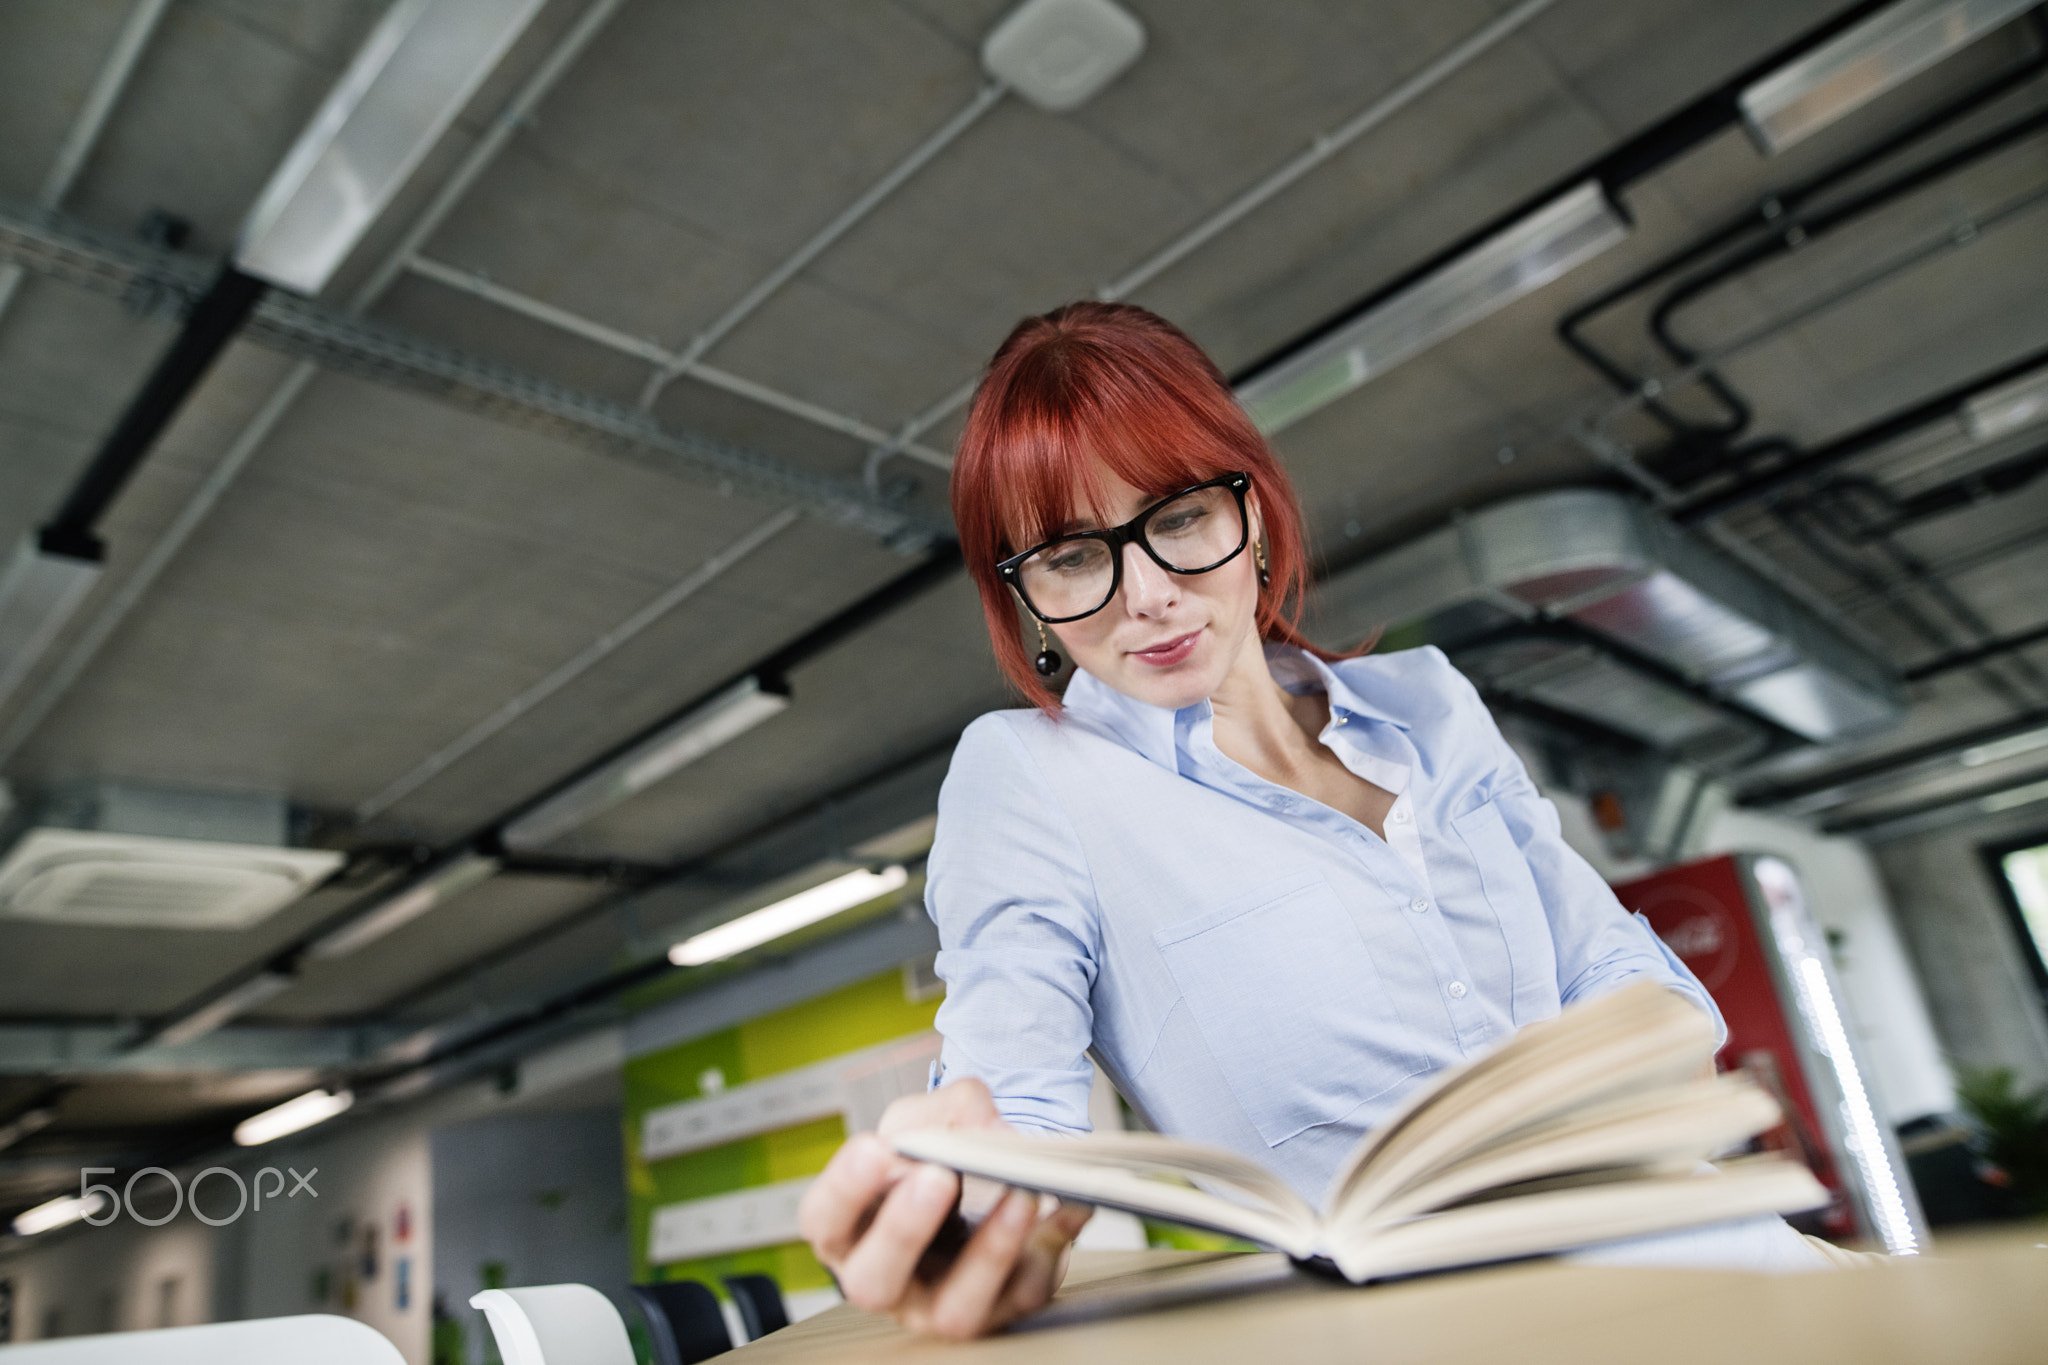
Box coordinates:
[630,1280,733,1365]
[721,1273,790,1341]
[470,1285,634,1365]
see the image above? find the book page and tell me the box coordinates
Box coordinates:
[889,1128,1321,1258]
[1330,1075,1780,1236]
[1328,983,1715,1215]
[1329,1158,1828,1283]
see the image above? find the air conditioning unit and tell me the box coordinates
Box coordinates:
[0,783,341,930]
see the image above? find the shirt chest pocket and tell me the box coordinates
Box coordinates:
[1152,872,1427,1149]
[1450,797,1558,1018]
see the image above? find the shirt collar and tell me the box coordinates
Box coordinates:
[1059,665,1183,771]
[1265,644,1412,733]
[1060,644,1411,775]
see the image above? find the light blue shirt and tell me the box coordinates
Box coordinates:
[926,644,1723,1203]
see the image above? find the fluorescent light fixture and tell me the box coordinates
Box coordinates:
[152,970,296,1049]
[982,0,1146,112]
[669,865,909,967]
[0,534,102,709]
[1960,725,2048,767]
[1740,0,2039,155]
[1981,774,2048,814]
[1237,181,1629,434]
[12,1191,109,1237]
[1962,363,2048,442]
[308,849,501,959]
[0,1105,57,1154]
[233,1087,354,1147]
[502,676,790,850]
[236,0,547,294]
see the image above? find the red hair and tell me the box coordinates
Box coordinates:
[951,301,1340,710]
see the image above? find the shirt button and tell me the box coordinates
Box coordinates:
[1409,897,1429,913]
[1391,807,1411,824]
[1448,981,1468,1000]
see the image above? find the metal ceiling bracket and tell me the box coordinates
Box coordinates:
[0,201,952,549]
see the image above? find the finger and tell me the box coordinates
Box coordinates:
[798,1136,905,1264]
[995,1201,1092,1322]
[834,1163,960,1310]
[924,1189,1039,1340]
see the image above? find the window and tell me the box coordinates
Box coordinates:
[1993,840,2048,993]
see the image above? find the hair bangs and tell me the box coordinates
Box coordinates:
[952,301,1352,711]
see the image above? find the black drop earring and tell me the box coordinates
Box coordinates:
[1033,620,1063,677]
[1254,537,1270,589]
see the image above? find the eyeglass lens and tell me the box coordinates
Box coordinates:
[1015,484,1244,620]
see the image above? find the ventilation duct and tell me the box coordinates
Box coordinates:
[0,783,340,930]
[1310,490,1902,751]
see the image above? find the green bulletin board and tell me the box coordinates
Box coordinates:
[622,967,943,1293]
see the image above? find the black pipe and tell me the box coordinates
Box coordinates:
[1823,765,2048,834]
[1806,438,2048,541]
[1904,619,2048,681]
[1557,33,2048,436]
[1227,1,1904,390]
[478,539,964,849]
[1672,341,2048,522]
[1738,705,2048,807]
[1641,100,2048,431]
[288,544,966,964]
[39,264,267,562]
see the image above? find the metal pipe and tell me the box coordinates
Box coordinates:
[1589,177,2048,443]
[1823,764,2048,836]
[638,81,1009,409]
[352,507,800,824]
[0,0,636,769]
[1096,0,1561,302]
[862,377,979,488]
[1739,706,2048,811]
[1674,340,2048,522]
[407,255,955,468]
[1555,30,2048,432]
[1643,101,2048,431]
[0,0,171,323]
[1903,618,2048,681]
[863,0,1566,485]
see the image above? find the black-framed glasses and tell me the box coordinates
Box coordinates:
[997,472,1251,623]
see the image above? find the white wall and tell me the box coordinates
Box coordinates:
[0,1214,212,1342]
[430,1106,630,1365]
[1870,808,2048,1090]
[226,1115,433,1363]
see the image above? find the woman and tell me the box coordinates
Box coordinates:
[797,303,1826,1339]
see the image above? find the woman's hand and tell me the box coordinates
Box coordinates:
[797,1078,1094,1339]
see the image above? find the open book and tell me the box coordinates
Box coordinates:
[892,982,1829,1284]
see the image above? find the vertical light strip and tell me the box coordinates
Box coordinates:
[1787,956,1920,1255]
[1755,858,1921,1255]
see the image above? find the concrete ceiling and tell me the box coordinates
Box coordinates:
[2,0,2046,1207]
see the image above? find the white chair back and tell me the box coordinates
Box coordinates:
[470,1284,636,1365]
[0,1314,404,1364]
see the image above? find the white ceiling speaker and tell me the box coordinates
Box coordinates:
[983,0,1146,112]
[0,784,340,930]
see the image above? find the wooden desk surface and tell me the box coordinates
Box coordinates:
[741,1229,2048,1364]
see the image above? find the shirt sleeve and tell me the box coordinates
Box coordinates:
[925,714,1101,1136]
[1433,650,1728,1046]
